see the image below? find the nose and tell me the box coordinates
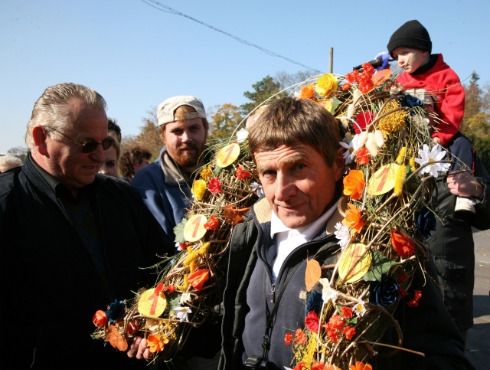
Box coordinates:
[274,172,295,202]
[91,144,105,163]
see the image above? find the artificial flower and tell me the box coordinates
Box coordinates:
[324,364,342,370]
[223,205,249,225]
[198,241,212,255]
[414,144,451,178]
[340,306,353,319]
[407,289,423,308]
[208,177,222,193]
[235,165,252,180]
[305,310,319,332]
[204,215,220,230]
[378,99,407,134]
[179,292,192,305]
[369,275,400,308]
[334,222,350,249]
[284,331,294,346]
[342,203,365,234]
[343,169,365,200]
[315,73,338,97]
[173,306,192,322]
[353,112,374,134]
[353,301,367,317]
[349,361,373,370]
[236,127,249,143]
[299,84,315,99]
[364,130,384,157]
[199,166,213,181]
[187,268,210,291]
[391,229,416,258]
[355,147,370,165]
[147,333,168,353]
[250,181,264,197]
[191,179,207,201]
[293,362,305,370]
[343,325,357,340]
[311,362,326,370]
[92,310,107,328]
[106,300,126,322]
[294,328,307,346]
[395,146,407,165]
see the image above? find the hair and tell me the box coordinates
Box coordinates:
[158,105,209,141]
[108,118,122,143]
[25,82,106,149]
[119,146,152,179]
[0,155,23,172]
[248,97,340,166]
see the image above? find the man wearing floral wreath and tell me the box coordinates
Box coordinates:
[218,97,473,370]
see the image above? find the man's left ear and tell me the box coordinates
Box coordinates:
[32,126,49,155]
[334,147,345,181]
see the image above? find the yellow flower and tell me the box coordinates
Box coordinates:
[199,166,213,181]
[315,73,338,97]
[378,100,407,134]
[183,249,198,267]
[198,241,211,256]
[409,157,417,172]
[393,165,407,196]
[191,179,207,201]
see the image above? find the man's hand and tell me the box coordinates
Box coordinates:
[127,337,153,360]
[447,171,483,199]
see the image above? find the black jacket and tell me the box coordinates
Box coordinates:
[0,155,173,370]
[219,198,473,370]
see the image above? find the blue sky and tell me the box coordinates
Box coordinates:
[1,0,489,153]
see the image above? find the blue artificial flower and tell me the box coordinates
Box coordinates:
[415,207,436,238]
[402,94,423,108]
[369,275,400,308]
[106,299,126,322]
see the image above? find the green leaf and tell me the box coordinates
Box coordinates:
[363,251,396,282]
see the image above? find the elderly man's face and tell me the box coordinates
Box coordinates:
[44,100,108,190]
[162,118,207,169]
[255,144,343,228]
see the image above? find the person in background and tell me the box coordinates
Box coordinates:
[0,154,23,172]
[99,118,122,177]
[388,19,490,339]
[119,146,152,182]
[131,95,209,242]
[218,96,472,370]
[0,82,173,370]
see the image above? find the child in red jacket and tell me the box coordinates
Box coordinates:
[388,19,476,213]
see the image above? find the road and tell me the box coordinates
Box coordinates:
[466,229,490,370]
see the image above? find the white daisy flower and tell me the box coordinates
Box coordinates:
[334,222,351,249]
[353,301,367,317]
[414,144,451,178]
[173,306,192,322]
[179,292,192,305]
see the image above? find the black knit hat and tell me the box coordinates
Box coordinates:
[387,20,432,57]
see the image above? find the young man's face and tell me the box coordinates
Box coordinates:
[161,118,207,170]
[392,47,429,74]
[255,144,343,229]
[99,146,119,177]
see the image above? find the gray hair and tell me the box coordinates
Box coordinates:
[25,82,106,149]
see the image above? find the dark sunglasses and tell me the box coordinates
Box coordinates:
[46,127,115,153]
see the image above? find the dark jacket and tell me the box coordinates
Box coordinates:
[0,155,173,370]
[219,198,472,370]
[428,134,490,332]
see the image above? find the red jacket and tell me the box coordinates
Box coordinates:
[397,54,465,146]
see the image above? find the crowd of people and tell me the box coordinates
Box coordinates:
[1,19,488,370]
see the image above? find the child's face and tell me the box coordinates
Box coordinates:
[392,47,430,74]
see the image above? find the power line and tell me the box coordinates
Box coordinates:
[140,0,321,73]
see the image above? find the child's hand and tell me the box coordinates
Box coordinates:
[432,137,441,144]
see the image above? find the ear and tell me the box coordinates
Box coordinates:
[159,126,166,145]
[333,147,345,182]
[32,126,49,156]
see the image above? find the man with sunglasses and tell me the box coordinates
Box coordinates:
[0,82,173,369]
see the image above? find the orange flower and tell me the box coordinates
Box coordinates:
[187,268,210,291]
[324,365,342,370]
[349,361,373,370]
[390,229,415,258]
[147,333,168,353]
[299,84,315,99]
[355,147,370,165]
[294,328,307,345]
[342,204,365,234]
[223,205,249,225]
[204,215,220,230]
[343,170,365,200]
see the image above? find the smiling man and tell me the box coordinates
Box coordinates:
[218,97,472,370]
[0,83,172,369]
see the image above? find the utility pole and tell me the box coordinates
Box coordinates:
[329,47,334,73]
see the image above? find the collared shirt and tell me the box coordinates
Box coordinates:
[269,203,337,281]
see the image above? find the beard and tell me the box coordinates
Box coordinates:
[172,143,203,169]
